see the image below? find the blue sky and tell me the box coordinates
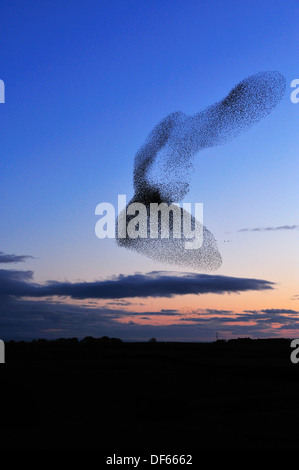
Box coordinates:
[0,0,298,340]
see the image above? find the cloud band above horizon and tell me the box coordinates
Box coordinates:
[0,269,275,300]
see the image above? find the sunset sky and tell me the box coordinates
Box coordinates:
[0,0,298,341]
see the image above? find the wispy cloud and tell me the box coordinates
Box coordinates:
[1,300,298,341]
[237,225,298,232]
[182,310,299,323]
[0,251,34,264]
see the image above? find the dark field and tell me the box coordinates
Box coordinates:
[1,337,299,449]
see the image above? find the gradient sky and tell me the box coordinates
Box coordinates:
[0,0,298,341]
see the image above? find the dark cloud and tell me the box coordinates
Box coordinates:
[2,300,299,342]
[238,225,298,232]
[0,296,298,341]
[181,310,299,325]
[160,309,180,315]
[261,309,299,314]
[129,309,180,316]
[0,251,34,264]
[0,269,275,300]
[2,266,295,341]
[198,308,233,315]
[0,269,35,298]
[106,300,133,306]
[177,310,299,341]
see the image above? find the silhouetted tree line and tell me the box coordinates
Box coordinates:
[6,336,123,346]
